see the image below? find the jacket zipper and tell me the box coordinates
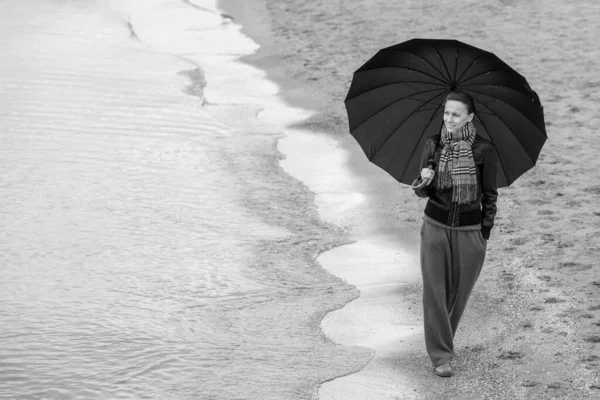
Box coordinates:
[450,202,458,226]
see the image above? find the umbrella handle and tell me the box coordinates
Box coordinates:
[411,177,429,191]
[412,166,435,189]
[412,169,434,190]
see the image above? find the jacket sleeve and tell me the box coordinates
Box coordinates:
[481,144,498,239]
[413,139,436,198]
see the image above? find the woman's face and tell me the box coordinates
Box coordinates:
[443,100,474,132]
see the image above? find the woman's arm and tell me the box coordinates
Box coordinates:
[481,144,498,239]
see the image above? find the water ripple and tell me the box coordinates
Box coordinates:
[0,1,363,399]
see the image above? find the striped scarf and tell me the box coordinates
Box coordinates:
[437,121,478,204]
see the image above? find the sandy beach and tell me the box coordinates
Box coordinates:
[221,0,600,398]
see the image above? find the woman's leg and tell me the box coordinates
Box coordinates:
[448,229,487,335]
[420,221,454,366]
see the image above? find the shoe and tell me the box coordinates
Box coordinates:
[434,363,454,377]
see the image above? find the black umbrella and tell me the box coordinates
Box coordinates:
[345,38,547,188]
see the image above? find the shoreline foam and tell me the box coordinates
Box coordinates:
[276,129,424,397]
[216,0,433,398]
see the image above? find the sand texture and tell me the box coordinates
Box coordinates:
[221,0,600,398]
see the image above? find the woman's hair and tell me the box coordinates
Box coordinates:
[445,91,475,115]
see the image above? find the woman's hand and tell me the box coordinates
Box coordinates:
[420,168,435,186]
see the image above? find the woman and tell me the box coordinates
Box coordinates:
[412,91,498,377]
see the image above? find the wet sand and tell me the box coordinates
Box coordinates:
[221,0,600,398]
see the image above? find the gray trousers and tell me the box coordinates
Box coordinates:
[420,220,487,366]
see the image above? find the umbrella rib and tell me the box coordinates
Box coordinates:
[345,81,446,102]
[455,53,488,84]
[398,100,445,182]
[429,41,453,85]
[461,82,539,104]
[356,66,448,85]
[459,68,529,91]
[375,90,447,163]
[472,96,543,155]
[461,86,546,131]
[473,113,512,187]
[470,94,539,174]
[349,88,445,131]
[453,41,459,84]
[383,48,450,84]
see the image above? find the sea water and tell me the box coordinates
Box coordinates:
[0,1,370,399]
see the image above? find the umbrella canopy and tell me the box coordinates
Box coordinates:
[345,38,547,188]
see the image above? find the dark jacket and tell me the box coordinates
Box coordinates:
[414,135,498,239]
